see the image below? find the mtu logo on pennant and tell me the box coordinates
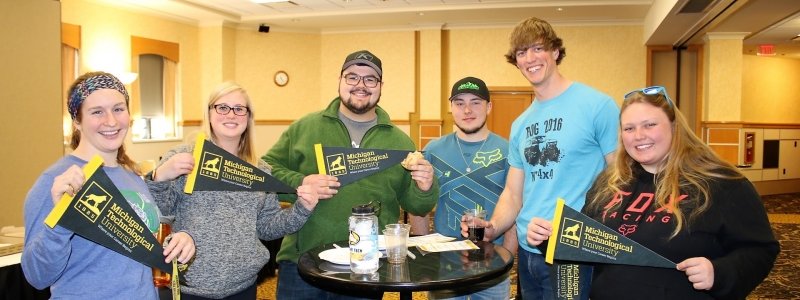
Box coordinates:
[314,144,414,186]
[44,155,171,273]
[184,133,295,194]
[545,198,675,268]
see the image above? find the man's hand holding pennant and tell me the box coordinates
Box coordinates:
[314,144,419,186]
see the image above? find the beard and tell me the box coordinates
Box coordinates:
[341,88,380,115]
[456,119,486,135]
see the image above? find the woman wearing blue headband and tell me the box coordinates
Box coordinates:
[22,71,195,298]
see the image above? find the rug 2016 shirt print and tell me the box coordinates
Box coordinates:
[522,117,563,181]
[508,83,620,255]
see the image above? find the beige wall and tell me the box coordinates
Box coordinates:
[235,30,321,120]
[447,25,646,105]
[321,32,418,120]
[61,0,202,121]
[0,0,62,226]
[704,34,745,122]
[742,55,800,123]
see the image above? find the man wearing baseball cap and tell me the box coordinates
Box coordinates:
[264,50,438,299]
[411,76,518,299]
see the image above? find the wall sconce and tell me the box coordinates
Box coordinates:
[113,72,138,85]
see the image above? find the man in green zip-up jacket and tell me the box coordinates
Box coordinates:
[264,50,439,299]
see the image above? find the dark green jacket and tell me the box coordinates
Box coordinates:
[263,98,439,263]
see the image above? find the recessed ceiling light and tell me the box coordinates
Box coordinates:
[557,7,564,12]
[418,12,425,16]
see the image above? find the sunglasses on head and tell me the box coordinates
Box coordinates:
[624,86,673,108]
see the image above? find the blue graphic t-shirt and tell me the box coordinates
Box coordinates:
[508,82,619,253]
[424,133,508,243]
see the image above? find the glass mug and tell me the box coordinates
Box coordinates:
[152,216,174,287]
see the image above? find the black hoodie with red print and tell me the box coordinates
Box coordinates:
[582,164,779,300]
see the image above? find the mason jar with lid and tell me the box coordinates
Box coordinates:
[349,203,379,274]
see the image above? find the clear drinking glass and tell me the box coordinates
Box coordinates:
[382,227,409,264]
[464,209,487,242]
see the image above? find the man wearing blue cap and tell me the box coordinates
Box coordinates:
[264,50,439,299]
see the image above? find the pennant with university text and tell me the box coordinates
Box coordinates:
[184,133,295,194]
[545,198,676,268]
[314,144,412,186]
[44,155,171,273]
[548,261,591,300]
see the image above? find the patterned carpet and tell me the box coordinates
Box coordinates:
[256,193,800,300]
[749,193,800,300]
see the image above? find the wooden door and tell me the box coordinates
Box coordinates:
[487,91,534,140]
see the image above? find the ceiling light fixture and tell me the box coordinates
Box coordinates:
[557,7,564,12]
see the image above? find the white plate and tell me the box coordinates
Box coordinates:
[318,248,382,265]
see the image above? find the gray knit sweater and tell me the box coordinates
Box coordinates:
[147,143,311,298]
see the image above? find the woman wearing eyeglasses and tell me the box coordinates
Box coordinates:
[528,86,779,299]
[146,82,319,299]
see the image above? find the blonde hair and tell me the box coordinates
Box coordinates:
[585,91,743,238]
[68,71,140,174]
[504,17,566,65]
[202,82,259,165]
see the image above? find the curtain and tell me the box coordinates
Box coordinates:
[162,57,177,138]
[62,45,77,151]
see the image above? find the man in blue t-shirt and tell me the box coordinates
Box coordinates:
[469,17,620,300]
[412,76,518,300]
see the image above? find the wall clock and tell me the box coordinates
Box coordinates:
[274,70,289,87]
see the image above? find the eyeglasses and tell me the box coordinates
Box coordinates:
[342,73,381,88]
[624,86,674,107]
[211,104,249,116]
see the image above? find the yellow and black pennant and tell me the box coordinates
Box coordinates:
[542,198,675,300]
[545,198,676,268]
[314,144,413,186]
[184,133,295,194]
[44,155,171,273]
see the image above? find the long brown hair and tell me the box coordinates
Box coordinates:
[67,71,140,174]
[585,90,743,238]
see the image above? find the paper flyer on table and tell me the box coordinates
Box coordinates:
[408,233,456,246]
[379,233,456,249]
[417,240,479,252]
